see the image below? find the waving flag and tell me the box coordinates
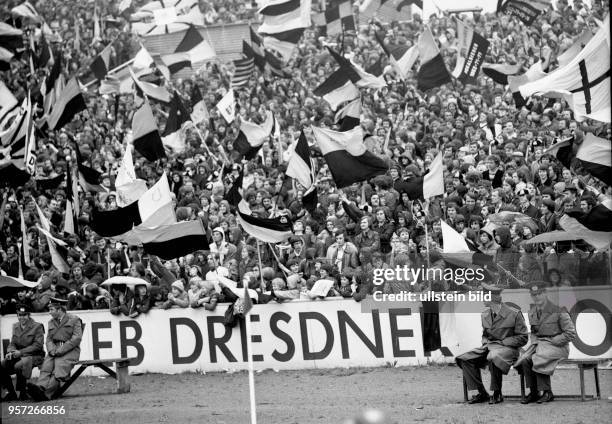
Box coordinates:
[233,111,275,159]
[130,0,204,36]
[452,19,489,84]
[132,99,166,161]
[575,133,612,186]
[161,25,215,74]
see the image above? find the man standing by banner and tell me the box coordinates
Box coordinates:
[456,283,528,404]
[517,284,577,404]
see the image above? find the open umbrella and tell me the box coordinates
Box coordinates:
[522,230,581,244]
[100,276,151,292]
[488,211,539,233]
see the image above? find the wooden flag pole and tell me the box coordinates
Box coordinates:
[256,240,265,290]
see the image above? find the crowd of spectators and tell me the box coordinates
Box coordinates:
[1,0,610,318]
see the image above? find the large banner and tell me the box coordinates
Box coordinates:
[1,287,610,376]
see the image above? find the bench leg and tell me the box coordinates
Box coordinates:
[462,376,468,402]
[95,363,117,379]
[579,365,585,402]
[52,365,88,399]
[520,372,525,402]
[594,367,600,400]
[116,362,130,394]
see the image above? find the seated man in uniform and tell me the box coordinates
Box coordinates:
[456,283,528,404]
[27,299,83,401]
[517,284,577,403]
[0,305,45,401]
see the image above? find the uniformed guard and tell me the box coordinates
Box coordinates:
[456,283,528,404]
[27,298,83,401]
[517,284,577,404]
[0,305,45,401]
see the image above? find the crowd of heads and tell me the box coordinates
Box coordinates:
[1,0,610,316]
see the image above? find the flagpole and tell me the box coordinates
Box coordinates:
[419,199,431,269]
[245,306,257,424]
[256,240,265,290]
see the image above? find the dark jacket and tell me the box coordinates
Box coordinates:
[8,317,45,358]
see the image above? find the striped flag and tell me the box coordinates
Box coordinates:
[11,2,41,22]
[47,77,87,131]
[327,47,386,90]
[482,63,522,85]
[91,172,176,237]
[375,31,418,80]
[451,19,489,84]
[311,125,387,188]
[189,84,208,124]
[334,97,361,131]
[258,0,311,35]
[543,136,574,170]
[575,133,612,186]
[115,146,148,207]
[162,93,191,152]
[0,96,33,172]
[133,220,209,259]
[508,62,547,108]
[286,130,314,189]
[313,69,360,111]
[416,27,452,91]
[35,202,70,273]
[261,28,304,62]
[89,43,113,80]
[231,56,255,89]
[560,202,612,250]
[75,145,107,193]
[132,99,166,161]
[247,28,267,71]
[233,111,275,159]
[0,81,19,131]
[161,25,215,74]
[130,0,205,36]
[130,67,171,103]
[439,220,494,273]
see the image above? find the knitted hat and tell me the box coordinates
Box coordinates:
[171,280,185,292]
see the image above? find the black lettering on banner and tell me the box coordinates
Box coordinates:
[337,310,384,359]
[570,300,612,356]
[389,308,416,357]
[299,312,334,360]
[239,314,264,362]
[120,321,144,365]
[169,318,202,365]
[270,311,295,362]
[207,316,237,363]
[91,321,112,360]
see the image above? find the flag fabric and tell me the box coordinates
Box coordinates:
[508,61,547,108]
[91,172,175,237]
[498,0,542,26]
[233,111,274,159]
[543,136,574,170]
[63,169,76,235]
[11,2,41,22]
[0,46,14,71]
[89,43,113,80]
[47,77,87,131]
[34,202,70,273]
[286,130,314,189]
[216,89,236,123]
[519,15,610,123]
[264,49,291,78]
[311,125,388,188]
[0,81,19,132]
[237,201,293,243]
[575,133,612,186]
[261,28,304,62]
[116,146,148,207]
[231,56,255,89]
[0,22,24,52]
[75,145,107,193]
[558,29,593,69]
[423,152,445,199]
[19,207,30,266]
[335,97,361,131]
[134,220,209,259]
[130,0,205,36]
[0,96,33,172]
[132,45,156,76]
[161,25,215,74]
[314,1,355,37]
[417,27,452,91]
[247,28,267,71]
[35,174,64,191]
[189,84,208,124]
[327,47,386,90]
[162,93,191,152]
[129,67,171,103]
[482,63,522,85]
[375,32,418,80]
[132,100,166,161]
[439,220,494,271]
[34,34,53,69]
[451,19,489,84]
[258,0,311,35]
[559,202,612,250]
[315,75,360,111]
[242,283,253,315]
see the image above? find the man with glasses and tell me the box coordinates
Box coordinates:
[0,305,45,401]
[518,284,576,404]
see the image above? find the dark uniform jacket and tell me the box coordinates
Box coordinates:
[47,313,83,357]
[8,318,45,358]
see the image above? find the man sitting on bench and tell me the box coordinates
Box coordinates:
[27,299,82,401]
[518,284,576,404]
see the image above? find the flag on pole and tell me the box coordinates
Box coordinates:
[286,129,314,189]
[314,1,355,37]
[162,93,191,152]
[423,152,445,199]
[334,98,361,131]
[497,0,543,26]
[47,77,87,131]
[89,43,113,80]
[161,25,215,74]
[129,67,171,103]
[134,220,210,259]
[130,0,205,36]
[416,27,452,91]
[216,89,236,123]
[189,84,208,124]
[258,0,311,35]
[508,62,547,108]
[451,19,489,84]
[311,125,388,188]
[10,2,41,22]
[116,146,148,207]
[231,56,255,89]
[313,72,360,111]
[559,201,612,250]
[75,145,107,193]
[233,111,275,159]
[482,62,522,85]
[132,99,166,161]
[558,29,593,69]
[90,172,175,237]
[375,32,419,80]
[575,133,612,186]
[20,207,30,266]
[519,15,610,123]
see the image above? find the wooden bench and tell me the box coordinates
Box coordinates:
[52,357,135,399]
[462,358,606,402]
